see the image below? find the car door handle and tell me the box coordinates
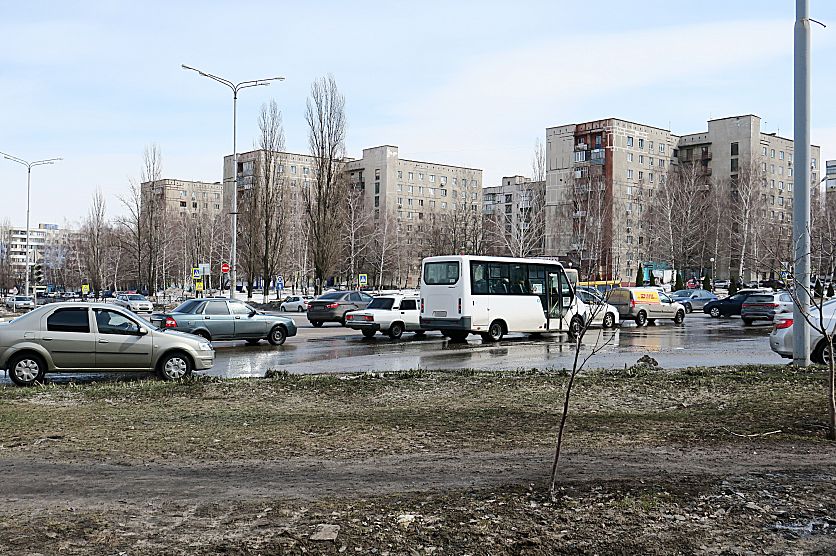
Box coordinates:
[235,316,241,320]
[42,337,53,341]
[98,339,109,344]
[204,316,211,319]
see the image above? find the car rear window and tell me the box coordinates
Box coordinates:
[608,290,630,304]
[174,300,203,313]
[747,295,775,303]
[47,308,90,333]
[368,298,395,310]
[424,261,460,285]
[318,292,345,301]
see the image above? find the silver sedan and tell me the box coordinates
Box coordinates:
[0,302,214,386]
[112,293,154,313]
[770,299,836,363]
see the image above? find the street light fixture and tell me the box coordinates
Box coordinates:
[0,151,62,298]
[181,64,284,300]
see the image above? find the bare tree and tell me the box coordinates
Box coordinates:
[729,162,767,281]
[304,74,347,293]
[344,183,372,290]
[80,189,108,296]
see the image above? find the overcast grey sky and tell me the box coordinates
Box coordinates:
[1,0,835,227]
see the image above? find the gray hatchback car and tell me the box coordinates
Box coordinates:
[0,302,215,386]
[307,290,373,327]
[151,298,297,345]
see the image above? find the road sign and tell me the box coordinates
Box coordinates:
[192,267,201,280]
[81,284,90,295]
[276,275,285,290]
[194,280,204,292]
[199,263,211,277]
[358,273,368,286]
[221,262,230,274]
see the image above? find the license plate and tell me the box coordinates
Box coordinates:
[433,310,447,317]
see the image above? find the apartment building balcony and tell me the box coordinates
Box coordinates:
[700,151,712,161]
[590,148,606,165]
[575,143,588,151]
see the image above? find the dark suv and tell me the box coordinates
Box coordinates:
[307,290,373,327]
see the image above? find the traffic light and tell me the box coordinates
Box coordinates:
[33,264,44,285]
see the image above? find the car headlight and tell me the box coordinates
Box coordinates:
[198,342,213,351]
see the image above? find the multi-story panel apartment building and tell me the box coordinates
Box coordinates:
[223,145,482,284]
[546,114,821,282]
[5,223,62,273]
[483,175,545,256]
[545,118,679,281]
[141,179,225,220]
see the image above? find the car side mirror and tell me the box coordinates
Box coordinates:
[249,309,257,317]
[138,327,148,335]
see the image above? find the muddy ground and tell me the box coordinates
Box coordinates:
[1,365,835,555]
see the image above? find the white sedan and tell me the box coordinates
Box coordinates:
[770,300,836,363]
[280,295,313,312]
[576,288,620,329]
[345,294,426,339]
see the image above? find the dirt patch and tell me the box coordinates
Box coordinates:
[1,367,835,554]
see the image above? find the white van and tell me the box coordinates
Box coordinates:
[419,255,589,341]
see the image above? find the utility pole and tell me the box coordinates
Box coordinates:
[792,0,812,366]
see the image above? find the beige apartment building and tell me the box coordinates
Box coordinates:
[545,114,821,282]
[545,118,679,281]
[483,175,545,256]
[141,179,225,220]
[223,145,482,281]
[5,223,62,274]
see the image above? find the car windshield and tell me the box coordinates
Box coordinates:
[15,296,32,301]
[367,297,395,310]
[318,292,344,300]
[672,290,690,296]
[127,294,145,300]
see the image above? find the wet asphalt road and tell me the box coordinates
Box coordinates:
[0,312,786,386]
[203,312,785,378]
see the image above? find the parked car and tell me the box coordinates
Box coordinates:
[608,287,686,326]
[713,279,731,290]
[113,293,154,314]
[669,289,718,313]
[345,293,426,339]
[770,299,836,363]
[280,295,313,312]
[307,290,373,327]
[575,288,620,329]
[702,289,771,318]
[740,291,794,325]
[150,298,296,345]
[5,296,35,311]
[0,302,214,386]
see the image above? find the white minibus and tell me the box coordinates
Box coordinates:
[419,255,589,341]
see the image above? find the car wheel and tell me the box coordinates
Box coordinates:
[674,310,685,325]
[311,321,323,328]
[298,306,305,313]
[482,320,504,342]
[568,316,584,338]
[279,305,286,312]
[8,352,46,387]
[742,318,753,326]
[361,329,376,339]
[684,303,692,314]
[709,307,721,318]
[635,311,648,326]
[157,351,192,381]
[246,339,261,346]
[812,340,832,365]
[388,322,405,339]
[195,330,211,342]
[602,312,615,329]
[268,326,286,346]
[339,314,347,326]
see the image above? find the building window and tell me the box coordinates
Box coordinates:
[374,196,380,207]
[779,151,785,160]
[638,138,645,149]
[408,185,414,193]
[627,136,634,147]
[418,173,424,180]
[779,181,784,190]
[408,172,414,181]
[638,171,643,180]
[778,197,784,206]
[290,165,297,174]
[731,142,739,156]
[452,178,457,186]
[648,141,653,150]
[429,175,435,182]
[659,159,665,168]
[303,167,309,175]
[627,153,633,162]
[374,183,380,194]
[762,146,768,156]
[731,159,739,172]
[429,188,435,196]
[659,144,665,153]
[398,170,403,179]
[441,189,447,197]
[649,172,654,183]
[375,169,380,179]
[639,155,644,164]
[770,149,775,158]
[397,184,403,192]
[441,202,447,209]
[627,169,634,180]
[180,201,187,207]
[813,158,817,168]
[504,194,512,203]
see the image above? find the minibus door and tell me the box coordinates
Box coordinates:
[547,270,573,332]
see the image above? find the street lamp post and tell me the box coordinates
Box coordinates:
[710,257,716,291]
[181,64,284,300]
[0,151,62,298]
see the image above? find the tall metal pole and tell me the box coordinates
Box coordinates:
[181,65,284,301]
[25,166,31,298]
[231,91,238,300]
[793,0,812,366]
